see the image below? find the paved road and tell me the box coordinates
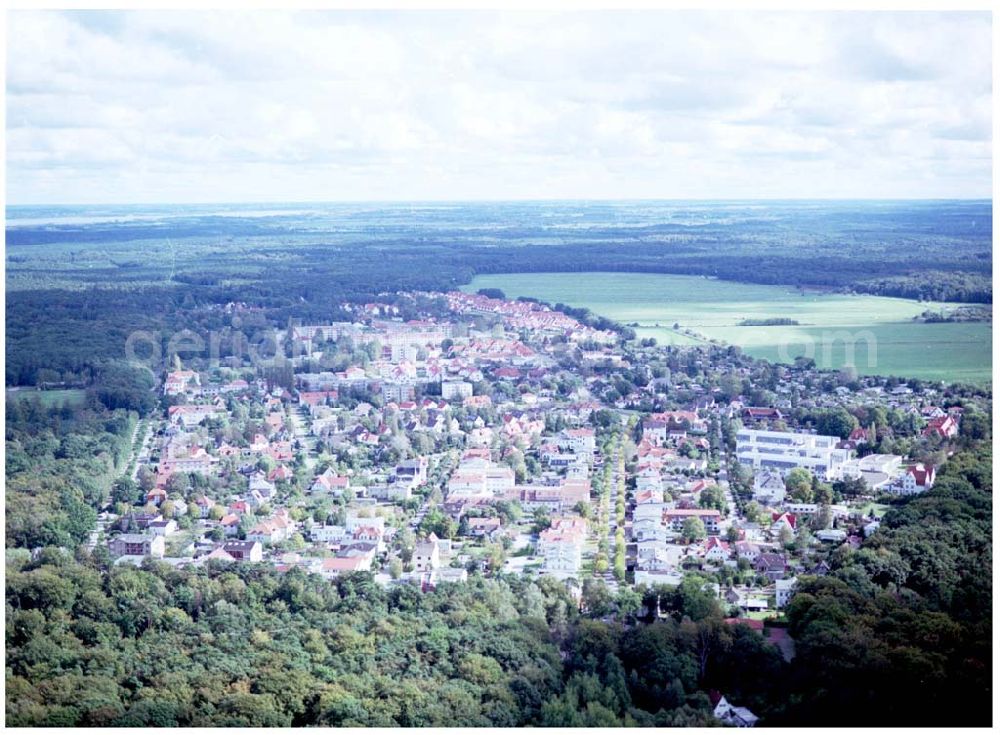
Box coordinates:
[129,421,155,483]
[598,440,623,592]
[288,406,318,471]
[91,418,155,546]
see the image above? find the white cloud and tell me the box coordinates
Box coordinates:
[5,10,992,203]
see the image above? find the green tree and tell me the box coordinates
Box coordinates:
[388,557,403,579]
[816,407,859,439]
[681,517,706,543]
[785,468,813,503]
[698,485,726,512]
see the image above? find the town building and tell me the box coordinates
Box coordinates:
[736,428,851,479]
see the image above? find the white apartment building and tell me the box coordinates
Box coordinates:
[538,518,587,575]
[556,428,597,455]
[311,524,348,544]
[736,428,851,479]
[441,380,474,400]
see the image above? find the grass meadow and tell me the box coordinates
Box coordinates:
[6,388,88,408]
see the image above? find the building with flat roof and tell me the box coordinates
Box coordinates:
[736,428,851,479]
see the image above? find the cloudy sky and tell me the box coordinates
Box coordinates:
[6,10,992,204]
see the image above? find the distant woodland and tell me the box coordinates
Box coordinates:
[5,201,993,387]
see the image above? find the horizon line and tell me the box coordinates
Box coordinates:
[6,196,994,209]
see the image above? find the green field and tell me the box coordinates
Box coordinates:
[6,388,88,408]
[466,272,993,384]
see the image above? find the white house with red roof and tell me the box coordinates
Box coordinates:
[164,370,200,396]
[539,517,587,575]
[268,465,294,483]
[310,467,350,496]
[892,463,936,496]
[247,510,293,546]
[249,433,269,453]
[847,426,870,445]
[703,537,732,563]
[556,427,597,454]
[770,512,797,538]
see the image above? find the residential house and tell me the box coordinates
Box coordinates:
[775,576,798,608]
[247,510,292,546]
[221,540,263,562]
[311,524,348,545]
[703,537,731,563]
[557,428,596,454]
[413,534,442,572]
[735,541,761,564]
[441,380,474,400]
[164,370,200,396]
[752,470,786,506]
[770,512,797,538]
[891,463,936,496]
[311,468,351,496]
[755,553,787,581]
[219,514,240,537]
[147,519,178,537]
[465,516,503,539]
[108,534,165,559]
[711,693,759,728]
[922,414,959,440]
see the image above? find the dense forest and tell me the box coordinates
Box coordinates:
[4,364,154,549]
[775,444,993,725]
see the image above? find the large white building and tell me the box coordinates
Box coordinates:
[835,453,903,491]
[441,380,474,401]
[736,428,851,480]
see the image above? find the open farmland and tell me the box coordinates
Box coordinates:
[466,272,992,384]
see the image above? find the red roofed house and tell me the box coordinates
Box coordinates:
[464,395,493,409]
[771,512,797,537]
[219,514,240,537]
[267,442,294,462]
[742,407,783,424]
[703,537,732,563]
[922,415,959,440]
[164,370,200,396]
[848,426,869,444]
[268,465,294,482]
[299,390,338,407]
[896,463,936,496]
[311,468,350,495]
[146,486,168,507]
